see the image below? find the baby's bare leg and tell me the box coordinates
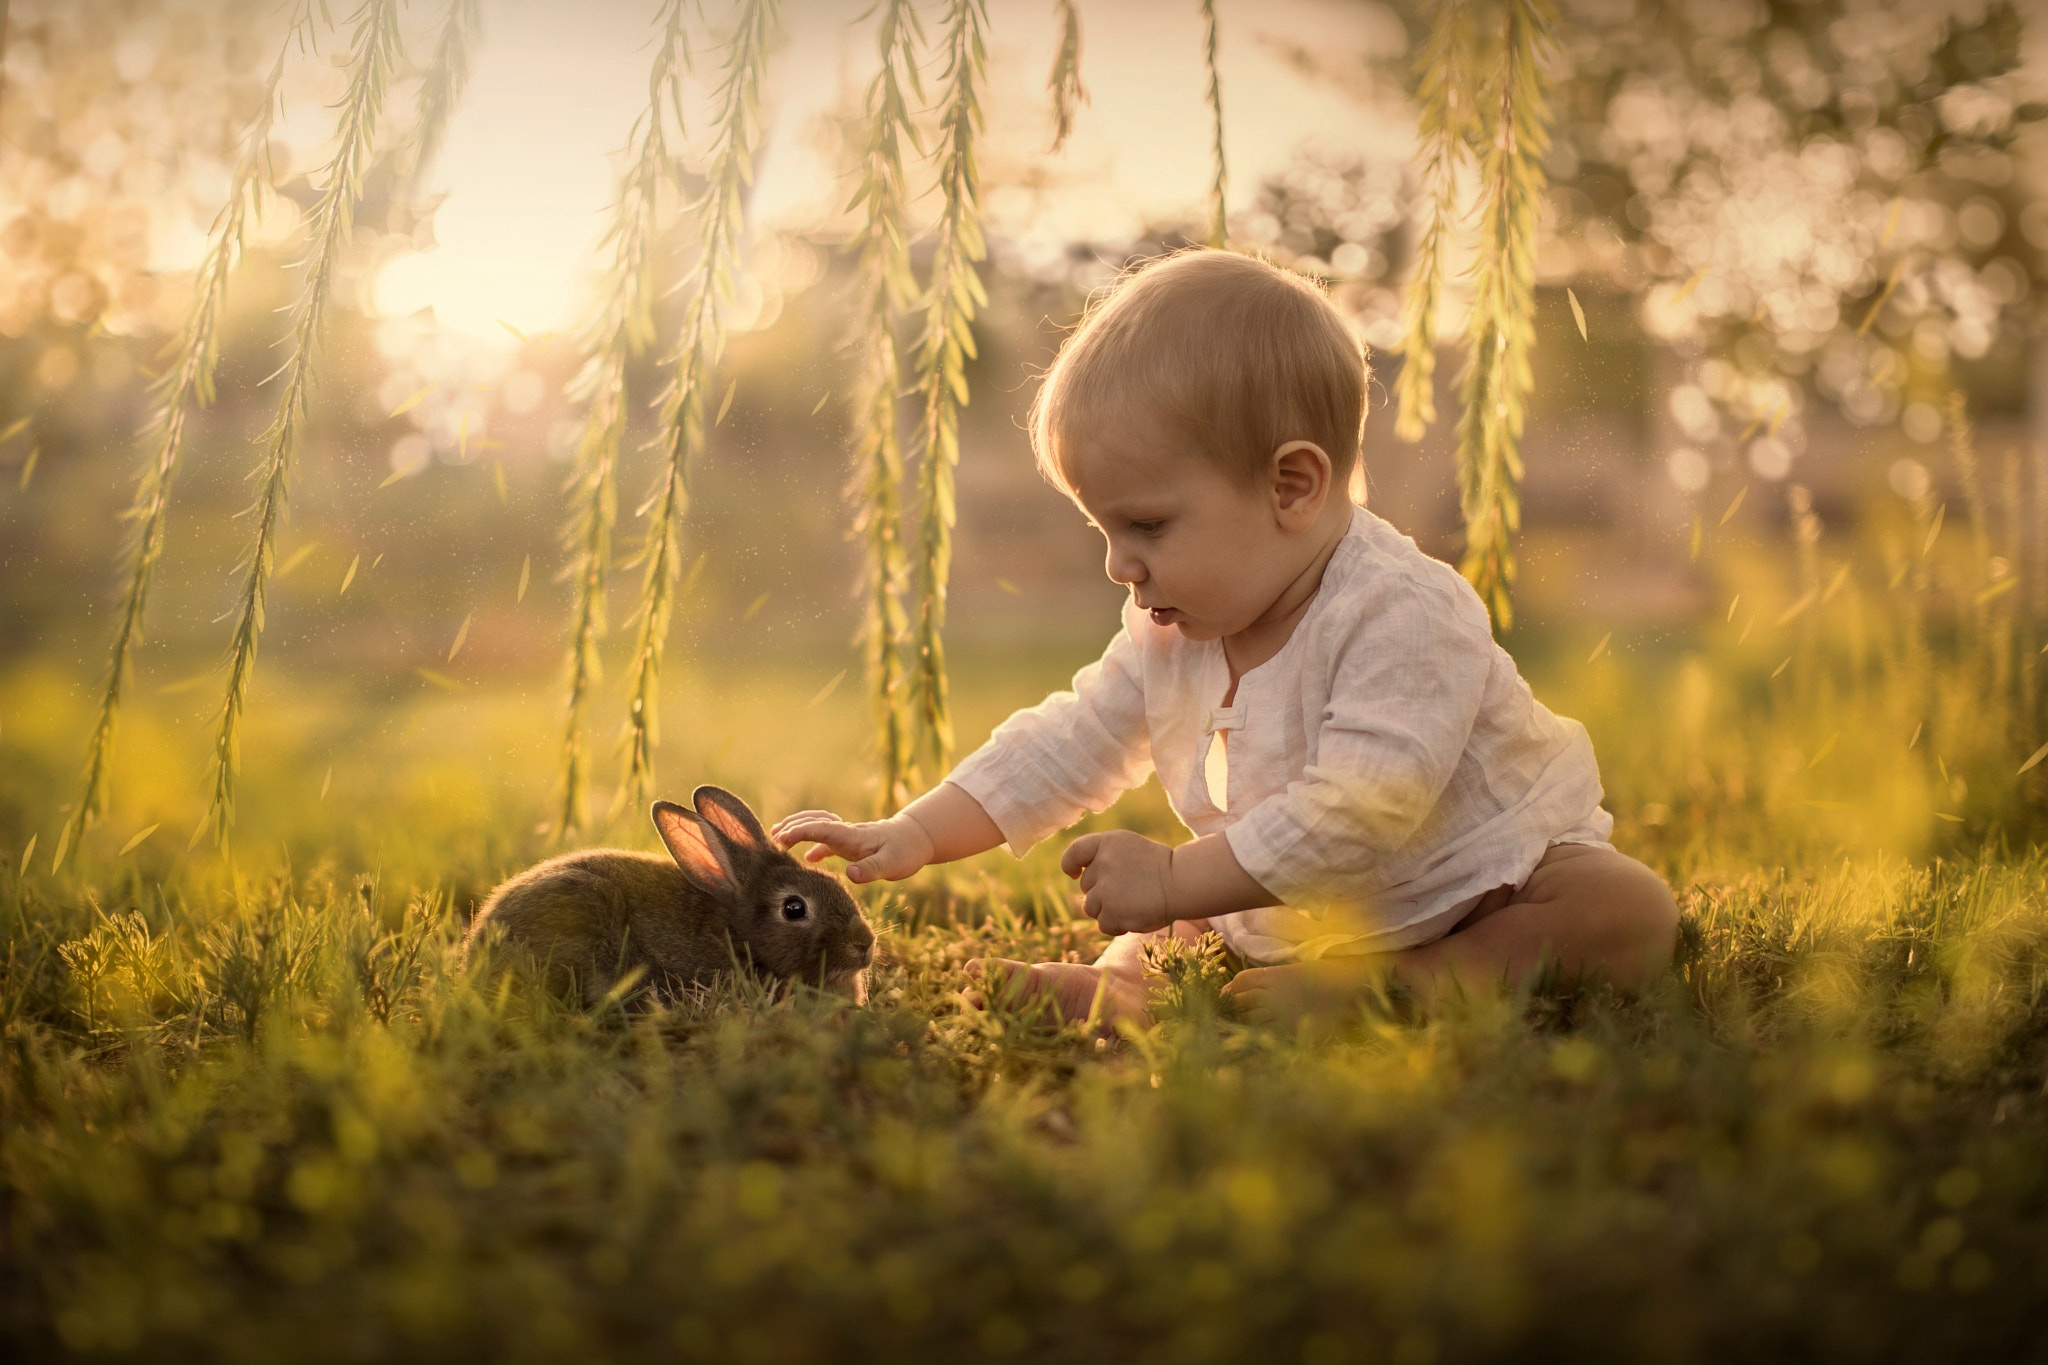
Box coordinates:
[1394,843,1679,1009]
[1227,845,1679,1023]
[969,920,1215,1028]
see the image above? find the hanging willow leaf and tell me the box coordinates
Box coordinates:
[207,0,404,850]
[1393,0,1478,443]
[617,0,779,813]
[55,0,321,872]
[1452,0,1556,633]
[1199,0,1227,247]
[206,0,403,848]
[397,0,483,197]
[846,0,924,813]
[909,0,991,773]
[1047,0,1086,152]
[554,0,692,835]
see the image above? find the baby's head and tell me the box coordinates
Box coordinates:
[1032,248,1369,503]
[1029,249,1371,640]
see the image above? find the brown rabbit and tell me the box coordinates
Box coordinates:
[464,786,875,1006]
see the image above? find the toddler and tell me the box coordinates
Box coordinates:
[775,249,1678,1027]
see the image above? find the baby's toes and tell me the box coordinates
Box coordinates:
[959,957,988,1008]
[960,956,1018,1011]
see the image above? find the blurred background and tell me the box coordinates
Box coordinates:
[3,0,2046,866]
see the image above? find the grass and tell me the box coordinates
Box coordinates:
[6,522,2048,1360]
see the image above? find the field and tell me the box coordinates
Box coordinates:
[7,0,2048,1359]
[6,510,2048,1364]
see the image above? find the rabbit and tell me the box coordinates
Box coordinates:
[464,785,876,1007]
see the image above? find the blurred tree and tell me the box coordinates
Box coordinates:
[8,0,2048,828]
[1224,0,2045,611]
[1546,0,2045,471]
[0,0,285,345]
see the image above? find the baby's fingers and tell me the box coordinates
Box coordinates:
[1059,833,1101,880]
[1220,968,1268,997]
[1222,980,1272,1022]
[772,810,842,847]
[1222,971,1276,1021]
[776,818,864,859]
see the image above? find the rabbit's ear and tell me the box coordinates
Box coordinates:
[692,786,771,855]
[652,801,737,893]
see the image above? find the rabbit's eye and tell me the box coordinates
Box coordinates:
[781,895,809,922]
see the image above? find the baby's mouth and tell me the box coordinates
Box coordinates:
[1146,606,1182,626]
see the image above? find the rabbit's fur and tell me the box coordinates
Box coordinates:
[464,786,875,1006]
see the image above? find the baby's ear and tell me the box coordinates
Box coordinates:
[652,801,737,894]
[693,785,772,855]
[1269,440,1332,522]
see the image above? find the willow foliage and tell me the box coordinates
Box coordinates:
[1453,0,1555,632]
[55,1,320,871]
[398,0,484,197]
[1392,0,1478,444]
[205,0,403,848]
[1199,0,1227,248]
[617,0,779,814]
[1048,0,1086,152]
[909,0,991,774]
[555,0,692,834]
[846,0,925,814]
[1393,0,1556,632]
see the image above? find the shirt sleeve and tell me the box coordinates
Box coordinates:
[1224,569,1493,911]
[944,607,1155,856]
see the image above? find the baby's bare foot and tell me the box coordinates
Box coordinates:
[1225,957,1394,1028]
[966,958,1150,1030]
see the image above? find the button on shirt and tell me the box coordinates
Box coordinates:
[945,504,1614,964]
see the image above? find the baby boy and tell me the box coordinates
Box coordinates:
[774,249,1678,1026]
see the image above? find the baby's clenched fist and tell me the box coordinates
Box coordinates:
[1060,830,1176,936]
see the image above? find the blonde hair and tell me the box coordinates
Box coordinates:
[1030,248,1369,495]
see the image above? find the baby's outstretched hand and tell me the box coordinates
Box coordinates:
[1061,831,1176,936]
[771,810,935,884]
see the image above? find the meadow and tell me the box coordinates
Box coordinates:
[6,485,2048,1364]
[5,0,2046,1358]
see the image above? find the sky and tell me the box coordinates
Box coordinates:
[367,0,1411,345]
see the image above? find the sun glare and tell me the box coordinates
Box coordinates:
[371,232,582,345]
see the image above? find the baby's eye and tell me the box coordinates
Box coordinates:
[1130,519,1165,535]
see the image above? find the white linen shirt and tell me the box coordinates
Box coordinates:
[945,504,1614,964]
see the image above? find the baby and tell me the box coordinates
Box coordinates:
[775,249,1679,1027]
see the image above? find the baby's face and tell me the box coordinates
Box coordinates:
[1064,420,1310,643]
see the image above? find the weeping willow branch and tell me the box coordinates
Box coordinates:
[1452,0,1555,633]
[398,0,482,196]
[1047,0,1085,152]
[617,0,778,813]
[204,0,402,848]
[555,0,691,835]
[1392,0,1477,443]
[1199,0,1227,247]
[54,1,320,872]
[847,0,924,814]
[909,0,989,774]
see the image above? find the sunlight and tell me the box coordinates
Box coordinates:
[369,245,562,344]
[364,0,1402,346]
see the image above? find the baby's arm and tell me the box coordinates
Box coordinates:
[781,607,1154,893]
[771,781,1002,883]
